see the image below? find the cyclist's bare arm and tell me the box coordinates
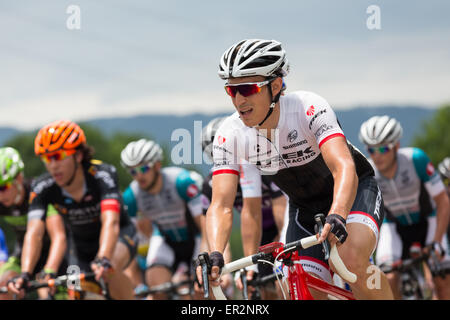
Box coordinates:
[432,191,450,245]
[44,214,67,273]
[318,136,358,244]
[21,219,45,274]
[271,195,287,236]
[201,173,238,283]
[240,197,262,256]
[207,173,238,254]
[98,209,120,260]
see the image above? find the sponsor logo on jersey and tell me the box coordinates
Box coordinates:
[314,124,334,139]
[282,139,308,150]
[306,105,315,116]
[217,136,226,145]
[308,109,327,130]
[287,130,298,143]
[187,184,199,198]
[281,146,316,163]
[426,162,435,176]
[213,145,232,154]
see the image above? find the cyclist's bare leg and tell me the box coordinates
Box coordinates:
[108,242,134,300]
[433,274,450,299]
[330,223,394,299]
[385,271,402,299]
[145,265,172,300]
[123,258,143,288]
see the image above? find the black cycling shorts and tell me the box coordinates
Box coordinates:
[286,176,384,282]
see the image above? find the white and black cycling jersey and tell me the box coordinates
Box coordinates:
[211,90,374,214]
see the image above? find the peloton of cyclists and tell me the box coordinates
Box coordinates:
[7,120,138,300]
[359,115,450,299]
[196,38,394,300]
[120,139,205,299]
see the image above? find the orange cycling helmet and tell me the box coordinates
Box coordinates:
[35,120,86,155]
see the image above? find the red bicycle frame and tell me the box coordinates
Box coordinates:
[261,242,355,300]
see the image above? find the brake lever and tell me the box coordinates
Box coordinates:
[198,252,212,299]
[240,269,249,300]
[314,214,330,261]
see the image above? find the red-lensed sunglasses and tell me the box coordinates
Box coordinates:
[0,181,13,192]
[224,79,273,98]
[40,149,77,164]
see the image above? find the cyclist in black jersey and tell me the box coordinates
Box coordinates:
[196,39,394,299]
[0,147,67,299]
[7,121,137,300]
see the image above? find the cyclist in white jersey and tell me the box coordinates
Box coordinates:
[359,116,450,299]
[120,139,204,299]
[196,39,394,299]
[201,117,287,299]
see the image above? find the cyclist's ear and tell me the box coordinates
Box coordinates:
[270,77,283,96]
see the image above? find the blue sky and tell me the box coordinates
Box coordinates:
[1,0,449,129]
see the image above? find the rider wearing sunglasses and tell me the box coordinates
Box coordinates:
[197,39,394,300]
[0,147,67,300]
[360,115,450,299]
[8,120,138,300]
[120,139,205,299]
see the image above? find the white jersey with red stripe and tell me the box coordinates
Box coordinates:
[211,90,374,214]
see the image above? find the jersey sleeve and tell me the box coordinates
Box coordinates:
[27,179,51,222]
[412,148,446,197]
[211,123,240,176]
[175,169,204,218]
[93,165,123,213]
[303,92,345,148]
[123,185,138,218]
[239,162,262,198]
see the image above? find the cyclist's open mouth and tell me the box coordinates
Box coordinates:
[240,108,253,117]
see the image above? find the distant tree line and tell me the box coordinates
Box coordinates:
[412,104,450,167]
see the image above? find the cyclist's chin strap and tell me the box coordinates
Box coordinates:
[252,84,282,128]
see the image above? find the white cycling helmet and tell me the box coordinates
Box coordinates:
[120,139,163,168]
[202,117,227,161]
[359,115,403,146]
[218,39,290,80]
[438,157,450,179]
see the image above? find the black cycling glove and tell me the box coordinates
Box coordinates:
[209,251,225,274]
[325,214,348,244]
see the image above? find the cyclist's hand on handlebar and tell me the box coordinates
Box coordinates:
[36,268,57,296]
[6,272,31,297]
[91,256,114,281]
[318,214,348,246]
[424,241,446,261]
[235,268,256,291]
[195,251,224,287]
